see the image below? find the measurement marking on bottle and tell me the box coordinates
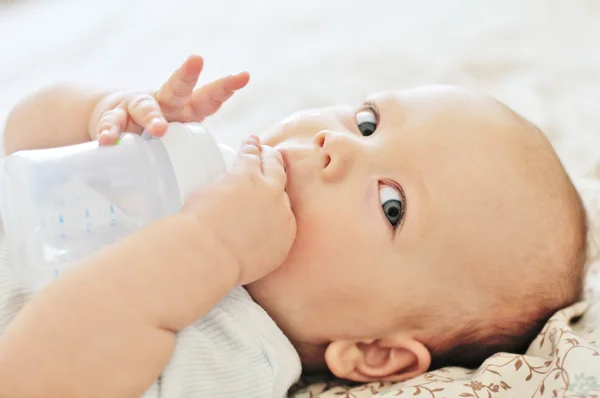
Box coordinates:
[110,204,115,214]
[85,208,90,218]
[58,213,64,223]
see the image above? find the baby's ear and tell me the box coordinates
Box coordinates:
[324,336,430,382]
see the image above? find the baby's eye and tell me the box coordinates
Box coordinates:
[379,184,404,229]
[356,105,378,136]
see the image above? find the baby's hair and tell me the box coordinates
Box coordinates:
[428,222,585,370]
[425,108,587,370]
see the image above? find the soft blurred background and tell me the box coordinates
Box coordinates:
[0,0,599,179]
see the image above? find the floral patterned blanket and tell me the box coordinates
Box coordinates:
[291,178,600,398]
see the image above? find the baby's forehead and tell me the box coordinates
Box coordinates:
[366,85,490,107]
[366,85,518,130]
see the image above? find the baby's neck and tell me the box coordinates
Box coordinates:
[245,286,329,373]
[292,340,329,373]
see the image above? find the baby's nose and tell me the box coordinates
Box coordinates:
[314,130,357,182]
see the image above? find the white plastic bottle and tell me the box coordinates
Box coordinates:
[0,122,236,291]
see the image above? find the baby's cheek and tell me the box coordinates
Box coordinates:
[292,218,339,264]
[363,189,383,236]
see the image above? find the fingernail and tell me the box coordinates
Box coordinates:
[150,117,164,126]
[98,131,113,146]
[241,136,258,150]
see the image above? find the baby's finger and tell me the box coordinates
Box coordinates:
[96,107,128,146]
[127,94,168,138]
[156,55,204,113]
[187,71,250,121]
[234,135,262,169]
[260,145,286,189]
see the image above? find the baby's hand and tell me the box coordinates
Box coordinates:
[90,55,250,146]
[182,136,296,285]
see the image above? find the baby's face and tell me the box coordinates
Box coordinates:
[247,85,535,347]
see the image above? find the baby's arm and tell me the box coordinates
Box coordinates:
[0,136,294,398]
[4,55,249,153]
[4,84,108,154]
[0,213,240,398]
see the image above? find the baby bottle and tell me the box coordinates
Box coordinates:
[0,122,236,291]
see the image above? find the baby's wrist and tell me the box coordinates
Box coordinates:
[177,210,243,287]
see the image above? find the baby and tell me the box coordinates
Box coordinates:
[0,55,586,397]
